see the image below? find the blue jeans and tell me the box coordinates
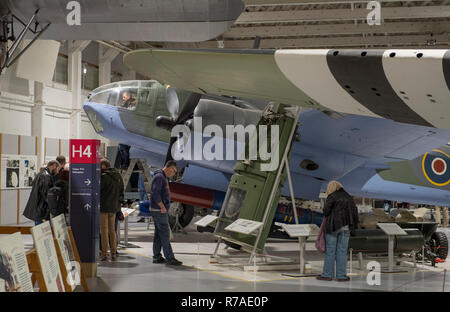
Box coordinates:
[321,226,350,279]
[152,211,175,260]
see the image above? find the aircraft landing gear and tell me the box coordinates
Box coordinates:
[169,202,194,233]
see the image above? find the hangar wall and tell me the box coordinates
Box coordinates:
[0,41,123,225]
[0,41,133,162]
[0,133,106,225]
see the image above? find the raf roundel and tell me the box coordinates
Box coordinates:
[422,150,450,187]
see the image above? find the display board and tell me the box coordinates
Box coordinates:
[0,232,34,292]
[1,154,38,189]
[31,222,65,292]
[225,219,263,235]
[377,223,408,236]
[121,208,135,217]
[281,224,319,238]
[50,214,76,291]
[195,215,218,227]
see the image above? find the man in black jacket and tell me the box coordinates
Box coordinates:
[317,181,359,282]
[150,160,182,266]
[100,158,124,261]
[23,160,59,225]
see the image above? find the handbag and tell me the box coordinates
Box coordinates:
[315,218,326,253]
[117,210,124,222]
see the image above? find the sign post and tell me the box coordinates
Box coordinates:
[281,223,319,277]
[69,139,101,278]
[377,222,408,273]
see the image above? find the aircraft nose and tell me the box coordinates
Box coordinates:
[83,102,108,133]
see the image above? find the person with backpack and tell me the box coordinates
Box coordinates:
[23,160,59,225]
[48,166,69,219]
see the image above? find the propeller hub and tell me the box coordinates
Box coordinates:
[155,116,176,131]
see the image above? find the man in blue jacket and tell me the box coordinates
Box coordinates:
[150,160,182,266]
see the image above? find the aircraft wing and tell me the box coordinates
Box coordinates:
[124,48,450,130]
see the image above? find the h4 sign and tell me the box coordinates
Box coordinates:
[70,139,101,164]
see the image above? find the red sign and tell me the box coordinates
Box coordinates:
[70,139,101,164]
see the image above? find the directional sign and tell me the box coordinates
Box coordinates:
[70,139,101,264]
[70,139,101,164]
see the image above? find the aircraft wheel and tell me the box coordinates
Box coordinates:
[169,203,195,228]
[429,231,448,260]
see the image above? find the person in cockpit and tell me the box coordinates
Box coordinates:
[121,91,136,110]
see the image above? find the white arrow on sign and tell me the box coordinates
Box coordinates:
[84,204,91,212]
[84,178,91,186]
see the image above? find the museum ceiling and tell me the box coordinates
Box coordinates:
[97,0,450,52]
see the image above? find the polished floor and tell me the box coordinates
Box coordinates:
[85,216,450,292]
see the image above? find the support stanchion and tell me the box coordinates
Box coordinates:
[422,246,425,266]
[359,252,364,271]
[443,269,447,292]
[350,248,353,275]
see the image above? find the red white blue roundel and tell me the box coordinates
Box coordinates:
[422,150,449,187]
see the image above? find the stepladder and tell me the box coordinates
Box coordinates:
[121,158,153,195]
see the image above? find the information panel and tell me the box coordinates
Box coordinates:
[281,224,319,238]
[225,219,263,235]
[195,215,218,228]
[1,154,38,189]
[31,222,65,292]
[0,232,34,292]
[377,223,408,236]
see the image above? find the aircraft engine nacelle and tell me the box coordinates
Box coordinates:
[191,99,262,139]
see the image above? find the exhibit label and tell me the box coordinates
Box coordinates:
[31,221,65,292]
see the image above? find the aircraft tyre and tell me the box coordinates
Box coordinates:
[168,203,195,228]
[429,231,448,260]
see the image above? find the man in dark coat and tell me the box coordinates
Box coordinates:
[100,158,124,261]
[317,181,359,282]
[23,160,59,225]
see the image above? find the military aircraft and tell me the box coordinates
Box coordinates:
[0,0,244,72]
[82,76,450,211]
[83,48,449,262]
[82,68,449,260]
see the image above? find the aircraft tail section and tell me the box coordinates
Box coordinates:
[377,145,449,190]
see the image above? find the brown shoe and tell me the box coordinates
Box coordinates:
[336,277,350,282]
[316,276,332,281]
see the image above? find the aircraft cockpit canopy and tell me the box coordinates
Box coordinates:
[87,80,158,111]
